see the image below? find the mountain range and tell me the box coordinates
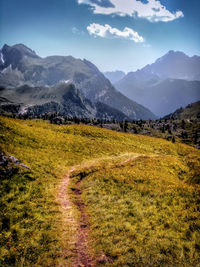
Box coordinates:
[114,50,200,117]
[0,82,132,121]
[0,44,156,120]
[1,44,199,120]
[104,70,126,84]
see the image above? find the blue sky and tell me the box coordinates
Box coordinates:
[0,0,200,72]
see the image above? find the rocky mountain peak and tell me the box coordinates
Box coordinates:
[157,50,188,62]
[0,43,157,120]
[1,43,39,70]
[2,44,38,57]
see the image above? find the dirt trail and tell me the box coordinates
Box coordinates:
[57,167,78,264]
[119,153,143,165]
[57,164,94,266]
[74,179,95,267]
[57,153,151,266]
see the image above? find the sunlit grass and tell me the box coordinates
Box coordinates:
[0,116,199,265]
[74,155,200,266]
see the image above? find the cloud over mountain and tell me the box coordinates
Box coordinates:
[87,23,144,42]
[78,0,184,22]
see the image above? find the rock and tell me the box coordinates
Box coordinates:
[8,154,30,169]
[20,163,30,170]
[8,155,20,164]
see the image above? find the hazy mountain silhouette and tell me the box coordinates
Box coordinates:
[104,70,126,84]
[115,51,200,117]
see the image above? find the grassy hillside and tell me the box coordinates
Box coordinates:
[0,116,199,266]
[164,101,200,120]
[72,156,200,266]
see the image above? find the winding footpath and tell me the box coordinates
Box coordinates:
[57,153,154,266]
[57,164,94,266]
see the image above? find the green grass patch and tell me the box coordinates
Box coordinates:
[0,116,199,265]
[74,156,200,266]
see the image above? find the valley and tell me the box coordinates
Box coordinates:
[0,44,200,267]
[114,51,200,117]
[1,0,200,266]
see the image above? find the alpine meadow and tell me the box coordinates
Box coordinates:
[0,0,200,266]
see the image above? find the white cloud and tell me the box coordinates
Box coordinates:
[78,0,184,22]
[87,23,144,42]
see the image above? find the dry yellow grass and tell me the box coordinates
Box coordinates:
[0,116,199,266]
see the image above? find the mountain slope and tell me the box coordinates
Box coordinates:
[115,51,200,117]
[164,101,200,120]
[116,78,200,117]
[0,82,131,120]
[95,102,130,121]
[0,43,39,71]
[0,44,156,120]
[140,50,200,80]
[104,70,126,84]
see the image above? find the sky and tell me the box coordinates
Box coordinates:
[0,0,200,72]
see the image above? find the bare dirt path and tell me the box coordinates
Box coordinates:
[57,165,95,266]
[73,179,95,267]
[57,153,153,266]
[57,167,78,265]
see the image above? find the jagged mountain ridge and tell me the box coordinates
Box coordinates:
[0,82,131,120]
[0,44,156,120]
[115,50,200,117]
[140,50,200,81]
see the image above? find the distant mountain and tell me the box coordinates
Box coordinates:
[164,101,200,120]
[0,82,131,120]
[104,71,126,84]
[115,51,200,117]
[140,50,200,81]
[116,78,200,117]
[0,44,156,120]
